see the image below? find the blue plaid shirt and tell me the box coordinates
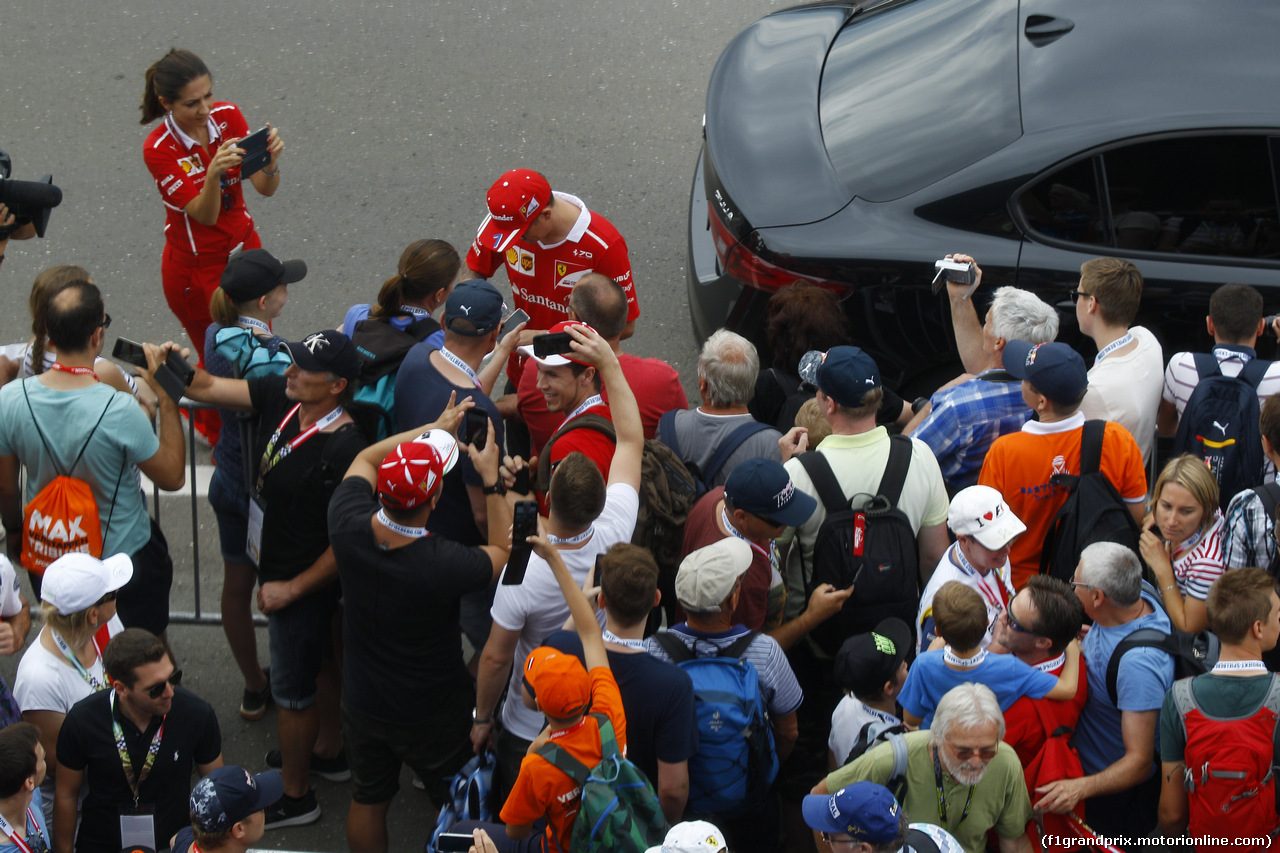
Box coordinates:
[913,371,1032,491]
[1223,485,1278,570]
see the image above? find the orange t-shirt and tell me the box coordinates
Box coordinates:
[499,667,628,852]
[978,415,1147,589]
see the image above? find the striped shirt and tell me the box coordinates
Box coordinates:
[1223,485,1277,570]
[1162,346,1280,416]
[1172,514,1226,601]
[644,624,803,717]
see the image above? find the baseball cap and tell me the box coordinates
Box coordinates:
[477,169,553,255]
[523,646,590,719]
[675,538,752,614]
[802,781,901,843]
[1001,340,1088,407]
[833,618,912,697]
[413,428,460,474]
[41,553,133,616]
[948,485,1027,551]
[643,820,729,853]
[219,249,307,303]
[189,766,284,832]
[517,320,595,367]
[445,279,505,336]
[723,458,817,528]
[377,441,446,510]
[805,346,881,408]
[279,329,360,381]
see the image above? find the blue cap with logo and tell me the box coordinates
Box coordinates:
[189,766,283,832]
[1001,340,1088,407]
[445,279,506,336]
[802,781,901,843]
[724,458,817,528]
[808,346,881,408]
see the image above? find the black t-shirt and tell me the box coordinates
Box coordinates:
[393,344,505,547]
[248,375,368,583]
[56,688,222,853]
[543,630,698,786]
[328,477,494,723]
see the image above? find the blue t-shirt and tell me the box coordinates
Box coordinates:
[343,303,445,351]
[1075,588,1173,776]
[898,650,1058,729]
[394,343,504,547]
[0,788,50,853]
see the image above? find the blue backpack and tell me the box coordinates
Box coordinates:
[427,750,496,853]
[651,631,778,817]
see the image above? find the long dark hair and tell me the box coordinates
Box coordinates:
[29,265,91,373]
[368,239,460,321]
[140,49,211,124]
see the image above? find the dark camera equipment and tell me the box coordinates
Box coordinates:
[0,150,64,239]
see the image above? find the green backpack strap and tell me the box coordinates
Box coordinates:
[591,713,620,759]
[536,741,592,788]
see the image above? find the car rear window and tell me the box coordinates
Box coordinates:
[819,0,1021,202]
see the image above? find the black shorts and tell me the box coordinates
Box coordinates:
[116,518,174,635]
[342,699,473,806]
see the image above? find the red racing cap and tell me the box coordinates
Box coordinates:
[376,441,446,510]
[477,169,552,255]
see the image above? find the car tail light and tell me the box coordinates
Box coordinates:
[708,201,844,294]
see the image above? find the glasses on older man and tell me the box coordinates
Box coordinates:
[943,739,1000,762]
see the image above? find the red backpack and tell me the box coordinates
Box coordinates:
[1169,674,1280,846]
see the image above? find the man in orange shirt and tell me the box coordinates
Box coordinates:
[457,528,628,852]
[978,340,1147,589]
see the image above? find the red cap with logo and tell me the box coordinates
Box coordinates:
[376,442,446,510]
[478,169,553,256]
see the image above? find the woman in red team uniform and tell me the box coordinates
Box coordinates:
[140,48,284,442]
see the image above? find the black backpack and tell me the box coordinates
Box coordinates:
[349,315,441,439]
[797,437,920,657]
[1172,354,1269,512]
[1105,583,1221,705]
[1251,482,1280,579]
[656,410,774,498]
[1038,420,1142,582]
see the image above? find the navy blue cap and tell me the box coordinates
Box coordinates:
[445,279,505,336]
[189,766,283,832]
[280,329,360,381]
[802,781,901,842]
[724,458,817,528]
[1002,340,1088,406]
[814,346,881,408]
[220,249,306,303]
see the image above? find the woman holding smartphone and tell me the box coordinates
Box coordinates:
[1140,454,1225,634]
[140,48,284,443]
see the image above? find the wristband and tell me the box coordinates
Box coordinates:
[481,481,506,496]
[262,165,280,177]
[472,708,492,725]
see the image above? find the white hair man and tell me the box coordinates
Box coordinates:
[811,683,1033,853]
[904,254,1058,492]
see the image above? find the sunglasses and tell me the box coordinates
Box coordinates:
[1002,593,1041,636]
[98,314,112,330]
[820,835,857,848]
[141,669,182,700]
[944,739,999,761]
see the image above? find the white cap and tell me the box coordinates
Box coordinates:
[644,821,729,853]
[40,552,133,615]
[675,539,752,614]
[947,485,1026,550]
[413,428,460,474]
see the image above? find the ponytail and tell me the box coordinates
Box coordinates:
[368,239,460,321]
[140,48,211,125]
[209,288,240,327]
[29,265,91,375]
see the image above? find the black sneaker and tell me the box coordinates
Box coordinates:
[263,788,321,829]
[239,671,273,721]
[265,747,351,782]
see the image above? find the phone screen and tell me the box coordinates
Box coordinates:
[465,409,488,451]
[503,501,539,585]
[111,338,148,369]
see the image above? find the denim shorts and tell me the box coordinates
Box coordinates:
[267,589,336,709]
[206,466,250,564]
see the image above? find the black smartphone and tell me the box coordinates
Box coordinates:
[532,331,574,358]
[437,832,475,853]
[500,308,530,341]
[111,338,147,369]
[237,125,272,179]
[165,347,195,387]
[503,501,539,585]
[113,338,190,403]
[464,408,488,451]
[512,466,531,495]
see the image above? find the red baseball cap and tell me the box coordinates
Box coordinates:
[477,169,553,256]
[523,646,591,719]
[517,320,595,367]
[376,441,446,510]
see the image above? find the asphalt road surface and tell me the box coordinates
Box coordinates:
[1,0,786,849]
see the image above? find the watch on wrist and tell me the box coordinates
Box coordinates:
[481,481,506,496]
[472,708,491,725]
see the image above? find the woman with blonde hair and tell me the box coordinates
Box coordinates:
[1139,454,1225,633]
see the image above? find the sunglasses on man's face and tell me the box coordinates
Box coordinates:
[141,669,182,700]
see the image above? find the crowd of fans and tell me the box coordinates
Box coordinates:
[0,45,1279,853]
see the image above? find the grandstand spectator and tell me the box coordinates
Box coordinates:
[904,256,1057,491]
[170,765,283,853]
[1139,455,1224,634]
[661,331,781,490]
[545,543,697,823]
[512,273,686,451]
[0,281,184,630]
[0,722,51,852]
[978,340,1147,589]
[1036,543,1173,844]
[1073,258,1164,466]
[827,619,910,770]
[339,238,460,349]
[916,486,1024,653]
[170,328,368,828]
[473,324,641,807]
[203,248,299,722]
[14,553,126,830]
[54,628,222,853]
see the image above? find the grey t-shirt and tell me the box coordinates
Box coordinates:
[669,408,782,488]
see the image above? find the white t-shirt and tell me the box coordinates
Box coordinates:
[0,556,25,620]
[915,542,1014,653]
[829,697,901,768]
[489,483,639,740]
[1079,325,1164,467]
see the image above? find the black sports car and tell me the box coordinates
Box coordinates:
[687,0,1280,390]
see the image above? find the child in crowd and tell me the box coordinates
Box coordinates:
[828,618,910,769]
[900,582,1079,728]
